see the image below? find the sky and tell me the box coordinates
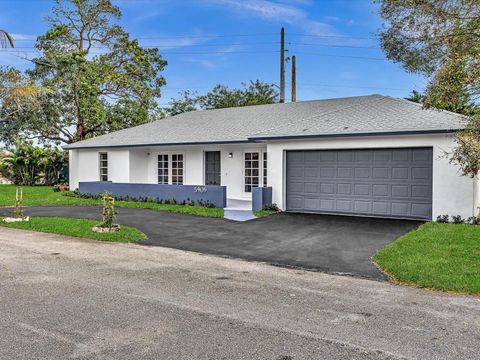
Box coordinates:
[0,0,427,104]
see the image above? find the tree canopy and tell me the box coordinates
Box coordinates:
[163,80,279,116]
[1,0,166,145]
[378,0,480,176]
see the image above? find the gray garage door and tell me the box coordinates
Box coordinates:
[286,148,432,220]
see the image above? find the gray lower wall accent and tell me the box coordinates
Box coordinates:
[79,182,227,208]
[252,187,273,211]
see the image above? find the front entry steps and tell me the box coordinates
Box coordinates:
[224,198,256,221]
[224,210,256,221]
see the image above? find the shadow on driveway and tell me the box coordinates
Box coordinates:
[0,206,422,280]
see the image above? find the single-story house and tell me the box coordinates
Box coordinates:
[65,95,480,220]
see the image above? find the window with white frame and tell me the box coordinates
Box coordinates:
[171,154,184,185]
[244,152,260,192]
[157,154,169,184]
[99,152,108,181]
[263,152,267,187]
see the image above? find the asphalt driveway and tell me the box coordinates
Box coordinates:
[0,206,421,279]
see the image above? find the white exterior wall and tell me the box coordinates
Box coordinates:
[69,133,478,219]
[70,144,266,201]
[267,133,477,220]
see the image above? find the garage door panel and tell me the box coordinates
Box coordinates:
[286,148,432,220]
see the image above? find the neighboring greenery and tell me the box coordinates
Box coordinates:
[1,0,166,145]
[377,0,480,177]
[0,185,224,218]
[0,216,146,243]
[0,141,68,185]
[374,222,480,295]
[163,80,279,116]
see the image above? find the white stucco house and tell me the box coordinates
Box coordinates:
[65,95,480,220]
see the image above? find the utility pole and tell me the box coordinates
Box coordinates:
[291,55,296,103]
[280,27,285,103]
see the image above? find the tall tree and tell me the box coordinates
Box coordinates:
[164,80,278,116]
[378,0,480,176]
[10,0,166,144]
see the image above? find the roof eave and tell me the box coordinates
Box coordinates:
[248,128,460,142]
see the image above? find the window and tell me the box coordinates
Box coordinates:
[158,154,169,184]
[263,152,267,187]
[99,153,108,181]
[244,152,259,192]
[171,154,184,185]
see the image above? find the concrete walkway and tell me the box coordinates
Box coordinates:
[0,227,479,359]
[0,206,421,279]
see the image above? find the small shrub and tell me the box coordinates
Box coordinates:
[13,187,24,219]
[451,215,465,224]
[263,203,280,212]
[436,214,449,223]
[98,192,116,229]
[467,216,480,225]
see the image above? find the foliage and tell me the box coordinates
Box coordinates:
[0,30,13,48]
[66,189,216,208]
[0,67,47,144]
[262,203,280,212]
[0,186,224,218]
[377,0,480,176]
[99,192,116,228]
[0,141,68,185]
[436,214,449,223]
[404,90,425,104]
[451,215,465,224]
[163,80,278,116]
[0,216,146,243]
[3,0,166,145]
[374,222,480,294]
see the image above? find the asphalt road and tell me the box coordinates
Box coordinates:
[0,206,421,279]
[0,228,479,359]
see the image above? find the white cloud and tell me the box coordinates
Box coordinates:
[201,0,340,37]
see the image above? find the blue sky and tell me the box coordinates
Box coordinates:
[1,0,426,104]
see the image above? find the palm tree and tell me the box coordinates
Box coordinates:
[0,30,14,48]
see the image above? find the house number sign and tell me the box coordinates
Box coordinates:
[194,186,208,193]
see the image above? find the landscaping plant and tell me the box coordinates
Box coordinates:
[13,187,24,219]
[93,192,119,232]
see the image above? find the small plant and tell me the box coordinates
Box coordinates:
[263,203,280,212]
[451,215,465,224]
[466,216,480,225]
[92,192,119,233]
[436,214,449,223]
[13,187,24,219]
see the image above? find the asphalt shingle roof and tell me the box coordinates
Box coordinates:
[64,95,466,149]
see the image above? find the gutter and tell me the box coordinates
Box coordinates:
[63,129,460,150]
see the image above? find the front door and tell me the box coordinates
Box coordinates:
[205,151,221,185]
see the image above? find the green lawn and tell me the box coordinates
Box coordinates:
[0,185,224,218]
[0,217,146,243]
[374,222,480,295]
[253,210,277,218]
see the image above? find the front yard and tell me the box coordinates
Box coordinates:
[0,185,224,218]
[374,222,480,295]
[0,217,146,243]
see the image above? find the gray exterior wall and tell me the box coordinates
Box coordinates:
[79,182,227,208]
[252,187,273,211]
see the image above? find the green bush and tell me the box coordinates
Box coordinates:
[0,141,68,186]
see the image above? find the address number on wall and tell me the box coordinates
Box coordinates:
[194,186,208,193]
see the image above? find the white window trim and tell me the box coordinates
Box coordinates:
[156,151,185,185]
[99,152,108,182]
[242,150,267,193]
